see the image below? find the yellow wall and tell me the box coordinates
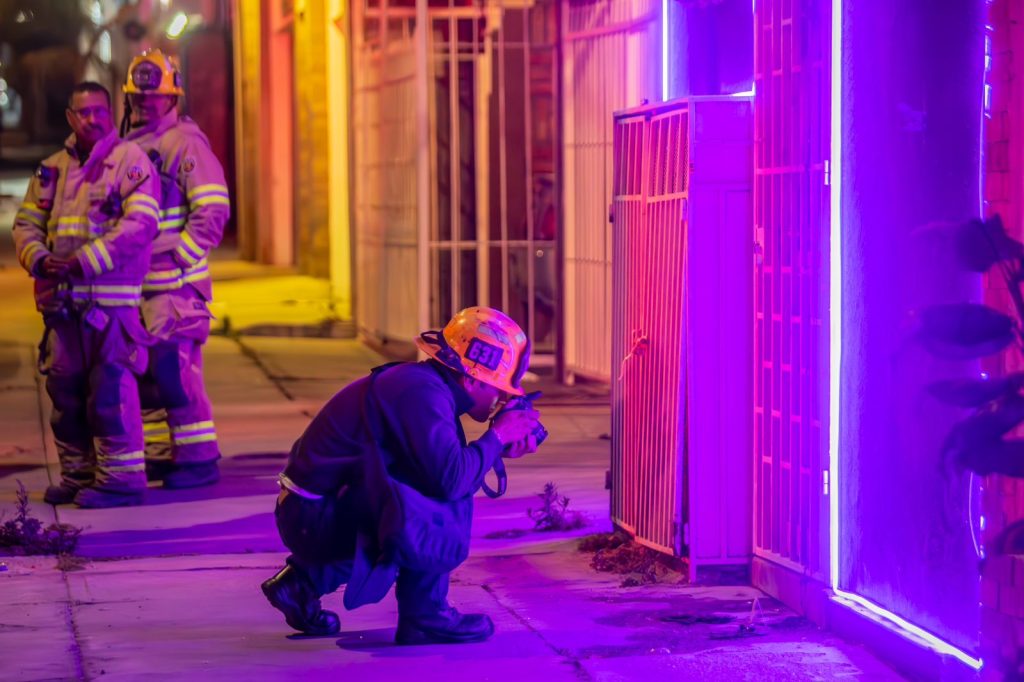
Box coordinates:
[231,0,264,262]
[230,0,353,320]
[327,0,353,319]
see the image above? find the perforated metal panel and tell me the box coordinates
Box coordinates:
[611,97,753,576]
[752,0,831,579]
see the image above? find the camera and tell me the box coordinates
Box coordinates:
[494,390,548,446]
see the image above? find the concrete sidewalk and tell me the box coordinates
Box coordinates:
[0,245,903,680]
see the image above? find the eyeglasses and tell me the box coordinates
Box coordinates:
[69,106,111,120]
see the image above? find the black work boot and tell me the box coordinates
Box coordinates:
[261,565,340,636]
[145,460,175,483]
[162,461,220,490]
[74,487,144,509]
[44,479,90,506]
[395,606,495,645]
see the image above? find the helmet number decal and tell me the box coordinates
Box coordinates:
[131,62,164,91]
[465,338,502,371]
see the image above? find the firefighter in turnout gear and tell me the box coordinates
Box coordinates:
[12,82,160,508]
[262,307,543,644]
[121,49,230,489]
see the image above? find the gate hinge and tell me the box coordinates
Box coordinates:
[824,159,831,186]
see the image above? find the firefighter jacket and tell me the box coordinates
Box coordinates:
[124,111,230,301]
[12,130,160,312]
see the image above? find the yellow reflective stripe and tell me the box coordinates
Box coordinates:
[87,285,142,294]
[91,297,141,307]
[20,202,47,213]
[82,245,102,276]
[53,226,87,237]
[126,193,160,210]
[191,195,230,208]
[171,421,215,434]
[145,269,183,281]
[93,240,114,271]
[159,218,187,231]
[188,182,230,197]
[126,203,160,221]
[21,241,46,268]
[143,422,170,433]
[105,451,145,462]
[105,463,146,473]
[182,232,201,252]
[56,216,88,224]
[174,433,218,445]
[16,211,45,227]
[161,206,188,218]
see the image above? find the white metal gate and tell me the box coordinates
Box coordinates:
[352,0,560,350]
[352,7,421,344]
[562,0,661,382]
[611,97,753,578]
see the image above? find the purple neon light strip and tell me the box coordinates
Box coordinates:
[827,0,982,669]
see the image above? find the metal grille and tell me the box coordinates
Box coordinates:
[612,97,753,568]
[752,0,831,578]
[562,0,661,382]
[611,108,684,555]
[352,1,560,350]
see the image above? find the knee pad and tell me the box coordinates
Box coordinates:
[150,342,190,409]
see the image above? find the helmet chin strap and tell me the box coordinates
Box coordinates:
[419,330,465,374]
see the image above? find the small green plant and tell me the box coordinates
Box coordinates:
[527,482,588,531]
[0,481,82,556]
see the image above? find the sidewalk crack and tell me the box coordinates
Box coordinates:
[480,583,594,681]
[230,336,296,401]
[61,572,87,682]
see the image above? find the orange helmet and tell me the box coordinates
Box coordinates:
[124,49,184,96]
[416,307,531,396]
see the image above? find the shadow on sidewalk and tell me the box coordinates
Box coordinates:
[141,452,287,506]
[76,511,283,558]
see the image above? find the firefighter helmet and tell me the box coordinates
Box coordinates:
[415,306,531,396]
[123,49,184,96]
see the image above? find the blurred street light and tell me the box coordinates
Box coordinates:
[166,12,189,39]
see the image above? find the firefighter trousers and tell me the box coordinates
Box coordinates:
[139,290,218,466]
[275,490,451,616]
[40,306,149,493]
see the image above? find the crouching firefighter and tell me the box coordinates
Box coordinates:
[12,82,160,508]
[121,49,230,489]
[262,307,545,644]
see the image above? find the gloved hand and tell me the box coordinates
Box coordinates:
[39,255,72,280]
[490,407,540,450]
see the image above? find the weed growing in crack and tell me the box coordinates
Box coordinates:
[0,481,82,556]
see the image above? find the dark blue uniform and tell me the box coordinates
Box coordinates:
[276,360,504,615]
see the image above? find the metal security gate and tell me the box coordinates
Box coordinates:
[562,0,661,382]
[352,0,560,352]
[352,5,421,343]
[752,0,831,581]
[612,97,753,575]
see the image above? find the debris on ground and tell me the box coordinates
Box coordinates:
[577,530,687,586]
[0,481,83,556]
[661,614,734,625]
